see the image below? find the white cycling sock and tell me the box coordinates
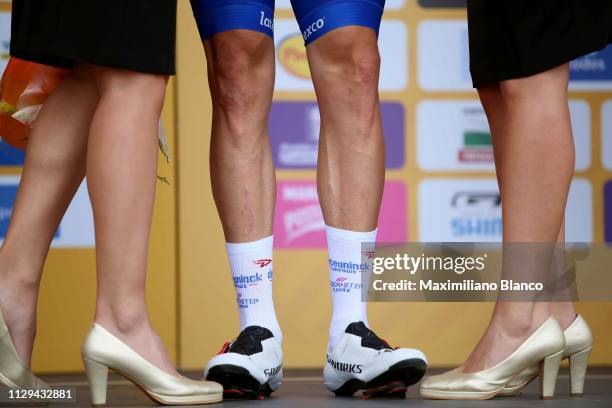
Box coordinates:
[226,236,282,342]
[326,225,377,349]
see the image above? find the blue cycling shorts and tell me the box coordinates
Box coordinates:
[190,0,385,45]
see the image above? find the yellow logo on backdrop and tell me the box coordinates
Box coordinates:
[278,34,311,79]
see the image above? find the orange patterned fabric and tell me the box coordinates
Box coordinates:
[0,57,69,149]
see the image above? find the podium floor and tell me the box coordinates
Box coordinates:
[37,368,611,407]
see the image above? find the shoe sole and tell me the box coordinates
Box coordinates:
[106,366,223,405]
[206,365,274,400]
[332,358,427,398]
[497,374,538,397]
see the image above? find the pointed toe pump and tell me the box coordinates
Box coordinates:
[82,323,223,405]
[420,317,566,400]
[498,314,593,397]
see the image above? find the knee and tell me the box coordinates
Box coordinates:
[499,77,565,123]
[209,36,274,119]
[348,49,381,89]
[499,78,533,102]
[312,33,381,91]
[315,45,381,134]
[95,68,168,110]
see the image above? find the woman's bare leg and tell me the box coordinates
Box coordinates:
[462,64,575,372]
[480,81,576,331]
[0,67,96,365]
[85,66,178,376]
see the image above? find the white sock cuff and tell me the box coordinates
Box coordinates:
[325,225,377,242]
[225,235,273,255]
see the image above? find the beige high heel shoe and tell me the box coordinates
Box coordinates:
[420,317,565,400]
[499,314,593,397]
[82,323,223,405]
[0,307,49,390]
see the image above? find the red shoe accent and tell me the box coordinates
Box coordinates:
[217,341,230,355]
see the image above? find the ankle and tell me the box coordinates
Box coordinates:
[491,304,550,337]
[549,302,577,330]
[94,305,150,336]
[0,248,43,290]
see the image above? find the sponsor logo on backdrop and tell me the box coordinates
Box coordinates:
[456,109,493,164]
[276,0,405,10]
[605,182,612,243]
[570,46,612,90]
[274,19,407,91]
[450,190,502,239]
[418,20,472,91]
[269,101,405,169]
[0,185,51,238]
[418,0,466,7]
[274,180,407,248]
[458,132,493,163]
[419,179,593,242]
[277,34,310,79]
[603,101,612,170]
[0,13,10,75]
[0,140,25,166]
[417,100,591,171]
[417,101,492,171]
[0,177,94,247]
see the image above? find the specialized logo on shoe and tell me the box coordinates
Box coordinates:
[259,11,274,31]
[302,18,326,41]
[264,364,282,377]
[253,259,272,268]
[233,273,264,288]
[327,355,363,374]
[329,259,369,274]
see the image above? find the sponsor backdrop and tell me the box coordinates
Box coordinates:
[1,0,610,373]
[176,0,612,371]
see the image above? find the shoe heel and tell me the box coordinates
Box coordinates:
[83,358,108,406]
[538,350,563,399]
[569,347,592,396]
